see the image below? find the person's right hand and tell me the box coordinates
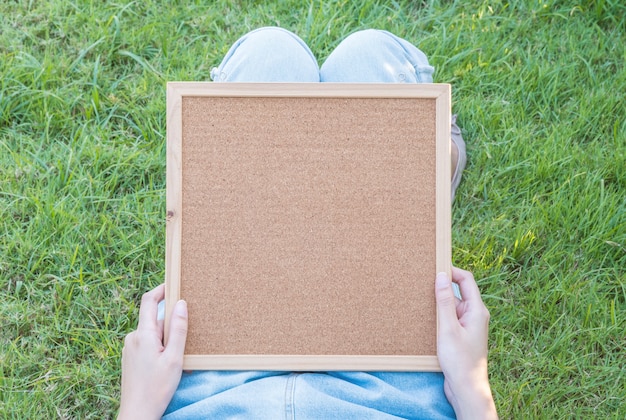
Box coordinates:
[435,267,498,420]
[118,284,188,420]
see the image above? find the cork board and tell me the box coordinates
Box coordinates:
[165,83,451,371]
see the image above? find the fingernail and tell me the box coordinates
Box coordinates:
[174,300,187,318]
[436,272,450,289]
[157,300,166,321]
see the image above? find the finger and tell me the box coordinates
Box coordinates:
[122,331,137,354]
[435,272,460,330]
[451,267,490,325]
[164,300,188,360]
[157,318,165,341]
[137,284,165,332]
[451,267,482,303]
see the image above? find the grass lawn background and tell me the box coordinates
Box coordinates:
[1,0,624,417]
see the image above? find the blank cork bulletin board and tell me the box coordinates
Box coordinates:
[165,82,451,371]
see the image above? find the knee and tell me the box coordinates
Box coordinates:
[212,27,319,82]
[335,29,434,83]
[243,26,306,49]
[335,29,389,52]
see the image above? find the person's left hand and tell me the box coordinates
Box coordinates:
[118,284,188,420]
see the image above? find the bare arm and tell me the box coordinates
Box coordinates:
[435,268,498,420]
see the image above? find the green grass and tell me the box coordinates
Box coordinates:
[1,0,624,417]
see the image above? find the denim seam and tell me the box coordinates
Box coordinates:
[284,373,298,420]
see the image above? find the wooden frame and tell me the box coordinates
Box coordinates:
[165,82,451,371]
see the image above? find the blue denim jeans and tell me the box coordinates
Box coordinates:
[209,26,434,83]
[164,27,455,419]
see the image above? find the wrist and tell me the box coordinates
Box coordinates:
[118,402,162,420]
[449,380,498,420]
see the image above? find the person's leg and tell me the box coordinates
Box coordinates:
[164,371,292,418]
[162,29,321,417]
[210,26,320,82]
[321,29,465,201]
[451,114,466,202]
[320,29,434,83]
[291,371,456,419]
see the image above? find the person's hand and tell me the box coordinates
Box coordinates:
[435,267,498,420]
[118,284,188,420]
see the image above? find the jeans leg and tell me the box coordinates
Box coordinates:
[321,29,465,201]
[291,372,455,419]
[211,26,320,82]
[320,29,434,83]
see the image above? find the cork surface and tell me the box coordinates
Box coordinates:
[178,94,438,357]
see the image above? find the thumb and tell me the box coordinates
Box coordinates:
[435,272,459,330]
[165,300,188,359]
